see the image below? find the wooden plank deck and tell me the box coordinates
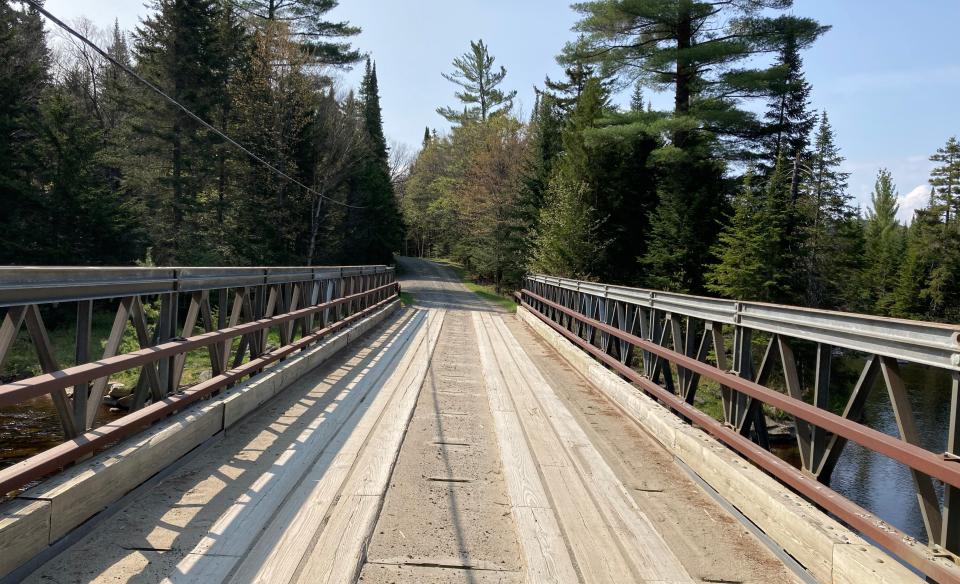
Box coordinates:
[18,257,802,584]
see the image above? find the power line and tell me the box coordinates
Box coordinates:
[20,0,365,209]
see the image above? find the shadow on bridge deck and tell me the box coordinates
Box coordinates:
[24,308,432,583]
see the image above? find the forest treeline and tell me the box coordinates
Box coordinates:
[1,0,403,267]
[401,0,960,323]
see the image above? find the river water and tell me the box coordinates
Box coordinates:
[825,361,952,544]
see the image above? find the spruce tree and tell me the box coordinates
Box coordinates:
[706,172,768,299]
[801,111,859,308]
[762,31,816,173]
[437,40,517,124]
[0,0,50,263]
[543,54,606,113]
[345,59,403,264]
[862,169,904,314]
[630,80,645,113]
[133,0,237,264]
[930,136,960,222]
[707,161,803,303]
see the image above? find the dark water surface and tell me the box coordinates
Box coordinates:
[827,361,952,544]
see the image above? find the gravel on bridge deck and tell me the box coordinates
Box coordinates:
[23,257,799,584]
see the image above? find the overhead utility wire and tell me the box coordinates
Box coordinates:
[21,0,365,209]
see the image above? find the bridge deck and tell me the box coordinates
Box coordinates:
[24,258,798,583]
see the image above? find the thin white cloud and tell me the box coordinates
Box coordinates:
[897,184,931,224]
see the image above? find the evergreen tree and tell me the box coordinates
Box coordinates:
[892,203,960,322]
[706,172,768,299]
[0,0,49,263]
[543,53,606,113]
[800,111,861,308]
[133,0,238,264]
[230,21,315,264]
[344,59,403,264]
[240,0,361,65]
[707,161,803,303]
[422,126,432,148]
[519,91,564,248]
[531,175,605,278]
[630,80,645,113]
[437,40,517,124]
[569,0,827,148]
[640,135,726,292]
[34,86,143,264]
[762,30,815,174]
[862,169,904,313]
[930,136,960,222]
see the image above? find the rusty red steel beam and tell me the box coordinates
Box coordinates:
[521,288,960,490]
[0,294,399,496]
[518,295,960,583]
[0,282,398,408]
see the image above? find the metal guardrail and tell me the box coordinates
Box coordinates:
[0,266,398,494]
[521,275,960,583]
[0,266,388,306]
[528,275,960,371]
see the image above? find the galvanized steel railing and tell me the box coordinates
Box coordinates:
[0,266,398,494]
[520,274,960,582]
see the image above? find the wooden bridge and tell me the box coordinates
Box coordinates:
[1,258,959,583]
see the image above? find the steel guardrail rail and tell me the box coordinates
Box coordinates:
[527,274,960,372]
[0,265,393,306]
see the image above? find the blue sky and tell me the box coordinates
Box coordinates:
[45,0,960,221]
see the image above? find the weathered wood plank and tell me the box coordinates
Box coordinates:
[471,312,579,584]
[227,310,431,584]
[169,307,427,583]
[294,310,444,584]
[488,313,692,583]
[0,499,50,579]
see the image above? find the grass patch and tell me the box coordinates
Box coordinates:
[428,258,517,313]
[400,291,415,306]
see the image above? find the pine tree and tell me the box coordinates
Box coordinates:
[930,136,960,222]
[437,40,517,124]
[569,0,827,147]
[422,126,432,148]
[862,169,904,313]
[240,0,361,65]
